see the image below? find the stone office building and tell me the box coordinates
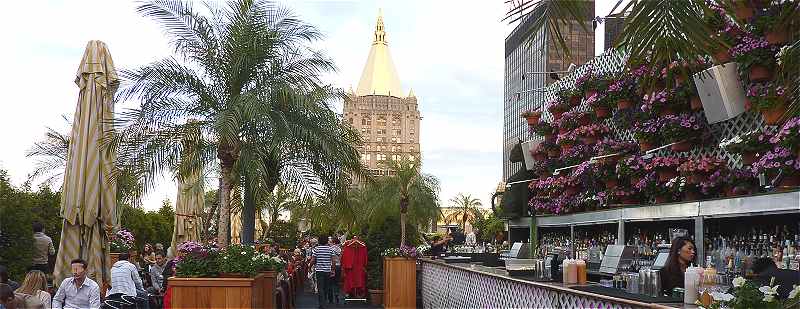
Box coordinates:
[343,11,421,176]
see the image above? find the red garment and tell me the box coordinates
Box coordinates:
[163,286,172,309]
[341,239,368,297]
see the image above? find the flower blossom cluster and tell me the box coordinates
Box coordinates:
[677,156,726,173]
[751,146,800,174]
[730,35,771,57]
[647,156,681,170]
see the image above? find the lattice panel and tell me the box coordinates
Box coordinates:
[420,261,645,309]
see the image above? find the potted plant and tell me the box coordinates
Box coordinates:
[218,244,259,277]
[594,139,639,166]
[109,229,135,264]
[556,130,579,153]
[702,276,800,309]
[631,118,662,151]
[660,113,707,152]
[746,82,787,125]
[573,123,610,145]
[557,88,583,107]
[731,35,779,82]
[647,156,682,182]
[560,144,593,167]
[554,111,580,134]
[751,4,796,45]
[382,245,418,309]
[641,89,681,116]
[677,156,727,185]
[771,116,800,157]
[539,140,561,159]
[719,129,774,165]
[585,91,612,119]
[710,168,760,197]
[607,76,637,110]
[531,121,555,141]
[575,70,609,100]
[521,110,542,125]
[751,145,800,190]
[547,99,571,120]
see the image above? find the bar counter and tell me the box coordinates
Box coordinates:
[419,258,699,309]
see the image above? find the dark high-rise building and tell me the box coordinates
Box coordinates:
[502,3,596,179]
[604,13,626,51]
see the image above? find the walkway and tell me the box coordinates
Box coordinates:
[294,290,382,309]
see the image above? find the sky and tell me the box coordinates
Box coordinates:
[0,0,624,211]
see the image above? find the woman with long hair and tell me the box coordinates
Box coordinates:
[141,243,157,268]
[660,236,696,295]
[14,270,50,309]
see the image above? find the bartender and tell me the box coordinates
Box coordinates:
[660,236,696,295]
[430,234,453,257]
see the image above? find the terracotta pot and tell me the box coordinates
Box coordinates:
[725,185,752,197]
[585,90,598,100]
[766,29,789,45]
[778,174,800,190]
[690,96,703,111]
[687,172,707,185]
[539,170,551,178]
[734,3,754,20]
[617,99,632,110]
[561,142,574,152]
[581,135,598,145]
[594,105,611,119]
[599,154,620,165]
[671,140,693,152]
[658,106,676,117]
[675,75,687,85]
[655,195,671,204]
[631,175,642,185]
[684,190,702,201]
[553,111,565,120]
[570,95,581,107]
[639,140,654,152]
[548,149,560,158]
[578,113,591,126]
[368,289,384,306]
[749,65,773,82]
[742,152,758,165]
[619,196,640,205]
[605,179,619,190]
[658,168,678,182]
[544,133,555,142]
[761,100,788,125]
[533,152,546,162]
[525,115,541,125]
[559,126,570,134]
[714,50,732,64]
[565,185,580,196]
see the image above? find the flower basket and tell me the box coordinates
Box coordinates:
[761,100,787,125]
[749,64,773,82]
[690,96,702,111]
[670,140,694,152]
[742,152,758,165]
[605,179,619,190]
[733,2,754,20]
[657,168,678,182]
[713,50,732,64]
[617,99,633,110]
[593,105,611,119]
[765,29,788,45]
[639,140,654,152]
[522,110,542,125]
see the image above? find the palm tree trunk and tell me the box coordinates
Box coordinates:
[400,212,407,247]
[218,163,233,248]
[241,174,255,245]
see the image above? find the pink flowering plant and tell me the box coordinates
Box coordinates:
[575,70,609,94]
[631,118,662,143]
[731,35,779,71]
[175,241,220,278]
[677,156,727,174]
[585,91,612,109]
[594,139,639,157]
[560,144,593,166]
[751,145,800,175]
[719,129,774,154]
[641,89,678,115]
[646,156,682,172]
[547,98,571,114]
[616,155,650,179]
[110,229,135,252]
[573,123,610,138]
[554,111,580,131]
[746,83,785,110]
[607,75,637,101]
[770,117,800,150]
[555,130,580,146]
[660,113,707,142]
[557,88,583,103]
[531,121,554,136]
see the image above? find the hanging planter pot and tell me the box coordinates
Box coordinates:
[593,106,611,119]
[778,173,800,190]
[544,133,555,142]
[690,96,703,111]
[675,74,688,85]
[670,140,694,153]
[617,99,633,110]
[581,135,598,145]
[547,148,560,158]
[560,142,574,153]
[605,179,618,190]
[734,2,754,20]
[713,50,732,64]
[684,189,702,201]
[578,113,592,126]
[565,185,580,196]
[525,114,541,125]
[687,171,708,185]
[639,140,654,152]
[533,152,546,162]
[741,152,758,165]
[538,170,551,178]
[585,90,599,100]
[570,95,581,107]
[658,106,677,117]
[654,195,672,204]
[761,100,788,125]
[552,111,565,121]
[657,167,678,182]
[725,185,753,197]
[559,126,570,134]
[749,64,773,82]
[766,29,789,45]
[619,196,640,206]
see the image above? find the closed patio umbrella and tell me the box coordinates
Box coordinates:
[169,171,204,256]
[53,40,118,287]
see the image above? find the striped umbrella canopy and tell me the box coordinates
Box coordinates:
[53,40,118,286]
[169,171,204,256]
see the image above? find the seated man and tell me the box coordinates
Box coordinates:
[108,253,148,309]
[752,257,800,299]
[52,259,101,309]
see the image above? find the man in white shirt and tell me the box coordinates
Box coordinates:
[52,258,101,309]
[108,253,144,297]
[466,228,478,247]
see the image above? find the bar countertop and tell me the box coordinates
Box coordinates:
[421,258,700,309]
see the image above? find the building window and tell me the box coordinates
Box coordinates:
[410,129,415,135]
[348,118,353,124]
[377,117,386,126]
[392,117,400,126]
[409,138,415,143]
[410,146,415,152]
[394,129,401,136]
[391,137,397,143]
[392,154,400,161]
[366,145,371,151]
[377,129,386,135]
[377,137,383,142]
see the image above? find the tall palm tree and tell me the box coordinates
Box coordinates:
[445,193,483,231]
[256,184,301,237]
[110,0,358,247]
[370,158,440,246]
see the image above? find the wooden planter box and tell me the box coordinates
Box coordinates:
[258,271,278,309]
[383,257,416,309]
[169,274,265,309]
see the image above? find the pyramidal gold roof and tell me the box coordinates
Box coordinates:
[355,10,404,98]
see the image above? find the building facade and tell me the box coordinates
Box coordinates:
[502,3,596,178]
[343,11,421,176]
[603,13,626,51]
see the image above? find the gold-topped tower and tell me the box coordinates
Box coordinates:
[344,10,421,177]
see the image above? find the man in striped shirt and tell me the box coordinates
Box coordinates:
[310,235,334,309]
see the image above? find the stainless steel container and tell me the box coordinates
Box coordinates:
[649,269,661,298]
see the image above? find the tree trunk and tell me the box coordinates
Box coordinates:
[400,212,407,247]
[218,163,233,248]
[241,174,255,245]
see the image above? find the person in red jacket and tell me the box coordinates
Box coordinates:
[341,236,368,298]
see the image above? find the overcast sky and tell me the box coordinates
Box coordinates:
[0,0,623,211]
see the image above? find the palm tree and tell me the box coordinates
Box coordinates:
[369,158,440,246]
[444,193,483,231]
[256,184,301,237]
[110,0,361,247]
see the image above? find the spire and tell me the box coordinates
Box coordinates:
[407,88,415,98]
[356,9,403,98]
